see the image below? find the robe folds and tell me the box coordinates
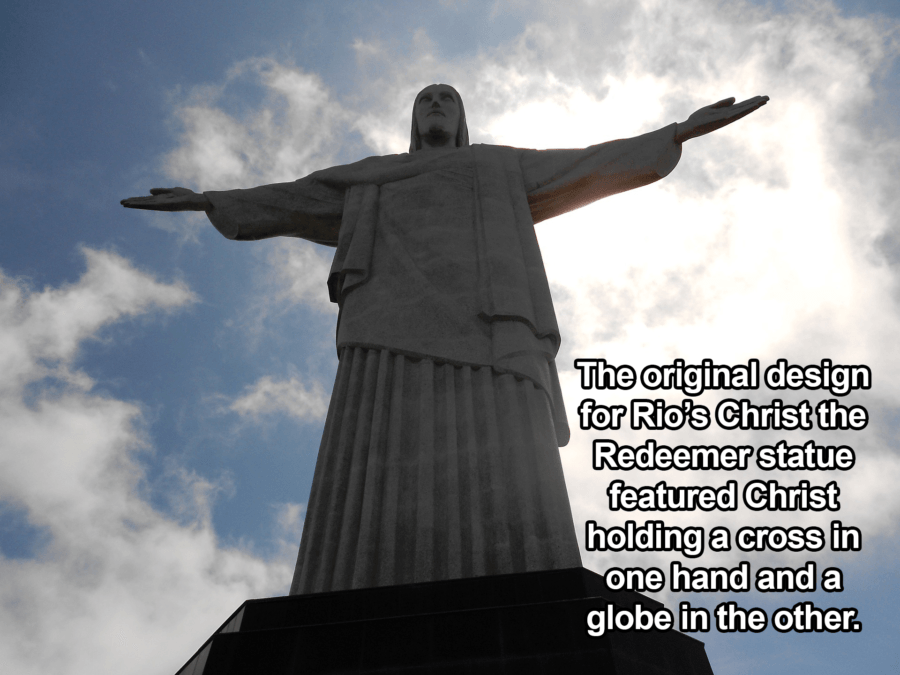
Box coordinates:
[204,124,682,594]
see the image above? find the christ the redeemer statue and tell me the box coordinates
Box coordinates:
[123,84,768,596]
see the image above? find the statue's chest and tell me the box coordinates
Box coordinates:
[377,153,478,292]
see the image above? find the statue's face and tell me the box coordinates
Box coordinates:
[414,84,460,144]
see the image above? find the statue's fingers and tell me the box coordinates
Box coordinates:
[732,98,769,118]
[121,199,178,211]
[149,187,174,196]
[121,195,176,209]
[734,95,769,108]
[121,196,153,205]
[712,97,736,108]
[121,197,152,209]
[721,106,760,125]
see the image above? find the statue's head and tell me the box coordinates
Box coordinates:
[409,84,469,153]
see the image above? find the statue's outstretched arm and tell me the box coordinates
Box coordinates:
[121,180,345,246]
[521,125,683,223]
[520,94,768,223]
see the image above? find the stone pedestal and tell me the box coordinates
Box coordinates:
[175,567,714,674]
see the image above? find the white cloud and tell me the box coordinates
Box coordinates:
[228,375,329,423]
[272,501,306,561]
[0,247,195,393]
[165,58,349,190]
[266,241,338,315]
[0,249,293,675]
[274,501,305,537]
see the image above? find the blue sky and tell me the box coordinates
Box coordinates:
[2,1,899,673]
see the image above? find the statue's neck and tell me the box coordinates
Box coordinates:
[419,133,457,152]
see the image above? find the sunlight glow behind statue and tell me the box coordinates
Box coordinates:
[123,84,768,595]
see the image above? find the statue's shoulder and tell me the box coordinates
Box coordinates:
[471,143,521,152]
[305,152,413,187]
[330,152,411,171]
[470,144,530,165]
[468,144,528,174]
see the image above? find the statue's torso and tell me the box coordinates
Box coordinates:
[377,148,479,316]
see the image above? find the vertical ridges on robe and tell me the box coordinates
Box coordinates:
[413,360,435,582]
[351,349,392,589]
[440,363,463,580]
[289,347,581,595]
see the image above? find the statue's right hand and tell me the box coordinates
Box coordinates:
[120,187,211,212]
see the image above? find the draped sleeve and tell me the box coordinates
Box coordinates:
[203,174,346,246]
[520,123,682,224]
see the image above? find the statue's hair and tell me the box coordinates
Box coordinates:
[409,84,469,153]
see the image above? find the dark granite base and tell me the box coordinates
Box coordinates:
[175,567,714,674]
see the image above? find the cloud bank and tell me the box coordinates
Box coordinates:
[0,249,292,675]
[228,375,329,423]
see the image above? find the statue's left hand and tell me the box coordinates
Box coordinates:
[674,95,769,143]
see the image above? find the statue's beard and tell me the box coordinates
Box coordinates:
[424,124,453,142]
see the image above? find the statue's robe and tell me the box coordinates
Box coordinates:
[204,125,682,594]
